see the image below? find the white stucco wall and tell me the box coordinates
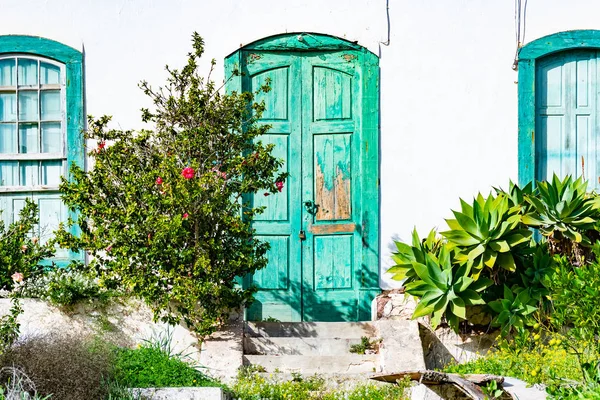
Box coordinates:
[3,0,600,288]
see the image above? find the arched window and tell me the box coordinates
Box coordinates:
[0,36,84,266]
[518,30,600,189]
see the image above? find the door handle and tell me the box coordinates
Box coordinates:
[299,230,306,241]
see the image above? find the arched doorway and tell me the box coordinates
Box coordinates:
[226,33,380,321]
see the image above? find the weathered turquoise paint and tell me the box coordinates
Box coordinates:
[225,33,380,322]
[0,36,84,266]
[518,30,600,187]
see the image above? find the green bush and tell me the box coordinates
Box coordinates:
[388,174,600,335]
[0,199,55,355]
[55,33,286,339]
[231,371,409,400]
[112,343,217,389]
[0,199,54,291]
[21,267,114,307]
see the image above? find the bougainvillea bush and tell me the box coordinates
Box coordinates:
[56,33,286,338]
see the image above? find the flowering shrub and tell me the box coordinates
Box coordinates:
[55,33,286,338]
[0,199,54,354]
[0,199,54,291]
[20,268,113,307]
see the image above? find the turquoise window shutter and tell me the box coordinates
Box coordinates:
[536,51,599,189]
[518,30,600,188]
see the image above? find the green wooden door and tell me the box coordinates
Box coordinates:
[229,35,380,322]
[242,53,303,321]
[300,53,363,321]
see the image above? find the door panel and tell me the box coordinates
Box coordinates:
[536,51,599,189]
[301,53,362,322]
[314,133,352,221]
[243,53,302,322]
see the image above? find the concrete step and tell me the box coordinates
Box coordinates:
[255,372,388,390]
[243,354,379,374]
[245,321,377,339]
[244,337,366,355]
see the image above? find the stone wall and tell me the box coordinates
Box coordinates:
[0,298,202,364]
[374,291,499,370]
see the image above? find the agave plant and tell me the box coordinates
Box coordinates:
[522,174,599,245]
[441,193,532,278]
[495,180,534,214]
[488,285,538,337]
[405,246,493,331]
[387,228,444,284]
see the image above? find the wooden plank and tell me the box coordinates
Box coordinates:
[309,223,355,234]
[370,370,504,385]
[370,370,504,400]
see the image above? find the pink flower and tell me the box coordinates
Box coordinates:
[105,245,112,253]
[211,168,227,179]
[183,213,189,219]
[20,244,28,253]
[98,141,106,150]
[276,181,284,192]
[181,167,195,179]
[11,272,23,283]
[155,177,163,185]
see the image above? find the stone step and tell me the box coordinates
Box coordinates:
[245,321,378,339]
[255,372,388,390]
[243,354,380,374]
[244,337,368,355]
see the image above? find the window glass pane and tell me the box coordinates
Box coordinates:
[0,59,16,86]
[0,124,17,153]
[18,91,39,121]
[19,123,39,153]
[20,161,39,186]
[41,91,60,120]
[0,93,16,122]
[17,59,38,86]
[41,122,61,153]
[0,161,18,186]
[41,161,62,186]
[40,62,60,85]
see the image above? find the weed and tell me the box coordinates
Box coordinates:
[349,336,380,355]
[0,334,114,400]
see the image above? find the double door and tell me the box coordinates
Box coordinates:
[237,50,376,321]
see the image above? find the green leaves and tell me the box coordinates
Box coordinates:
[388,228,443,284]
[488,285,538,337]
[441,193,532,276]
[522,174,599,248]
[405,247,491,331]
[392,175,600,334]
[57,35,286,339]
[0,199,55,291]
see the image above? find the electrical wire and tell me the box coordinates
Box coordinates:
[513,0,528,70]
[381,0,391,47]
[378,0,391,57]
